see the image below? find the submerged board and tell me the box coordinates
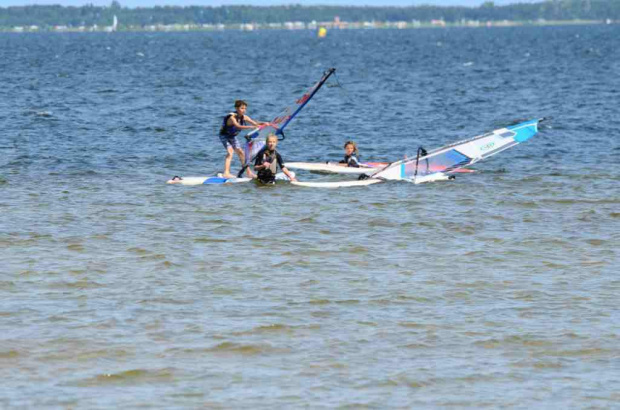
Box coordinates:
[284,162,387,175]
[291,179,382,188]
[167,172,293,186]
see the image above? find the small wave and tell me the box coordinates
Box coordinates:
[580,260,607,267]
[232,324,295,336]
[0,350,20,359]
[49,280,106,290]
[75,349,131,361]
[308,299,331,305]
[533,348,615,358]
[475,335,553,349]
[75,368,175,386]
[24,110,53,118]
[138,253,166,261]
[367,219,396,228]
[346,246,369,254]
[127,247,149,254]
[206,342,276,356]
[137,298,192,305]
[402,343,432,350]
[542,198,620,205]
[398,322,438,330]
[193,237,224,243]
[335,299,360,305]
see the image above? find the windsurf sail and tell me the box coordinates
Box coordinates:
[243,68,336,165]
[372,118,542,181]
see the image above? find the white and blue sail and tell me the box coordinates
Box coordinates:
[372,118,542,183]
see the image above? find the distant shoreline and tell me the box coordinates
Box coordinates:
[1,1,618,33]
[2,19,614,33]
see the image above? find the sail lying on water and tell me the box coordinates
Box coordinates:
[244,68,336,162]
[373,119,542,182]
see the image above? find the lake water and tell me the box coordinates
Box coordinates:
[1,25,619,407]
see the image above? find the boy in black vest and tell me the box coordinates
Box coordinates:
[219,100,266,178]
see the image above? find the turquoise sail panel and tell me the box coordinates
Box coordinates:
[508,119,539,143]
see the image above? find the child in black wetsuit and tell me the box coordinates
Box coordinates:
[339,140,361,167]
[253,134,297,184]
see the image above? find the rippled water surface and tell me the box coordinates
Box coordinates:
[1,25,619,408]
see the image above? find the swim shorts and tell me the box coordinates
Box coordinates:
[219,134,241,150]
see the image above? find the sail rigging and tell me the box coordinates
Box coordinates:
[243,68,336,164]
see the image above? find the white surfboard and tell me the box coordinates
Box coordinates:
[291,179,383,188]
[285,162,387,175]
[167,172,294,186]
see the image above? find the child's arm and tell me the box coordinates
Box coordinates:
[228,115,255,130]
[282,167,297,182]
[277,153,296,181]
[245,116,268,127]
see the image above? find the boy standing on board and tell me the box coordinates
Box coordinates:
[219,100,266,178]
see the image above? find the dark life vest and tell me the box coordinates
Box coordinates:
[257,149,280,183]
[341,153,360,168]
[219,113,245,137]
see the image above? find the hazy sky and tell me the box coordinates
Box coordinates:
[0,0,540,8]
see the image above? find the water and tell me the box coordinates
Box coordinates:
[1,25,619,407]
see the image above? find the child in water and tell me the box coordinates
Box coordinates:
[253,134,297,184]
[339,140,360,167]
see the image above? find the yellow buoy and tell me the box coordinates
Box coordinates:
[318,27,327,38]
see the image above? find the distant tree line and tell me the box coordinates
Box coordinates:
[1,0,618,28]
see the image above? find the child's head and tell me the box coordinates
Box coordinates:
[344,140,358,156]
[234,100,248,114]
[266,134,278,150]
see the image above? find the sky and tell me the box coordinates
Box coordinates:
[0,0,540,8]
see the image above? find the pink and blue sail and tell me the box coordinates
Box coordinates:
[243,68,336,163]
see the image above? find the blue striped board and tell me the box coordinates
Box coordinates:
[167,175,252,186]
[167,172,293,186]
